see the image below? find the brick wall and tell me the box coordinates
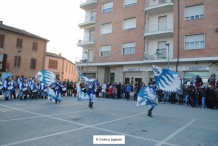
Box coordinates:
[173,0,218,59]
[94,0,145,63]
[0,29,47,78]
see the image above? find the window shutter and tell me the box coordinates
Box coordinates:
[185,4,204,17]
[0,34,5,48]
[123,18,136,30]
[2,54,7,70]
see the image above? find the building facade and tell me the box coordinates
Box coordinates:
[44,52,78,82]
[77,0,218,85]
[0,21,49,79]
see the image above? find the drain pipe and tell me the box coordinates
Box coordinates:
[176,0,180,72]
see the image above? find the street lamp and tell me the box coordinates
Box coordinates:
[84,51,88,77]
[15,50,21,79]
[165,43,170,69]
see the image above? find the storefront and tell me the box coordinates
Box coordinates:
[83,66,97,79]
[183,66,209,84]
[123,67,142,86]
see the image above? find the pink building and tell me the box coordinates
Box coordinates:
[44,52,78,82]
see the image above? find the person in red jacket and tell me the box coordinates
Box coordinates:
[195,75,203,88]
[208,74,216,87]
[108,86,113,98]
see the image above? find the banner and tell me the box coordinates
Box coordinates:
[152,65,183,93]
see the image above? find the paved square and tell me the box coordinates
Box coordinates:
[0,96,217,146]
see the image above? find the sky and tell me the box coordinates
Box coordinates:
[0,0,85,63]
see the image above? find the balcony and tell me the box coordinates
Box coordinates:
[144,22,173,39]
[78,15,96,28]
[144,51,169,63]
[145,0,173,15]
[77,35,95,47]
[80,0,97,10]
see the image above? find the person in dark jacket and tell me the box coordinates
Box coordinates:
[199,86,206,108]
[207,86,216,109]
[189,88,195,107]
[117,82,121,99]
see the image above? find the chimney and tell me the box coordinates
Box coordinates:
[59,53,61,56]
[0,21,3,24]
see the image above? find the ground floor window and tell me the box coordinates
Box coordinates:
[184,71,209,84]
[110,73,115,84]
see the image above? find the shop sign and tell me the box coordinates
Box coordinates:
[124,68,141,71]
[185,66,207,71]
[83,67,97,72]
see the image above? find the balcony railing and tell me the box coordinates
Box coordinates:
[80,0,97,5]
[145,0,173,8]
[145,22,173,33]
[78,15,96,24]
[78,35,95,44]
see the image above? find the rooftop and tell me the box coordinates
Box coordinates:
[0,22,49,41]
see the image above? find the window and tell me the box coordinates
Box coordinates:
[157,41,167,58]
[123,18,136,30]
[102,1,113,13]
[32,42,38,51]
[185,34,205,50]
[122,42,135,55]
[66,63,68,72]
[101,23,112,34]
[100,45,111,56]
[16,38,23,48]
[30,58,36,69]
[0,54,7,71]
[124,0,137,7]
[14,56,21,67]
[0,34,5,48]
[48,59,58,69]
[185,4,204,20]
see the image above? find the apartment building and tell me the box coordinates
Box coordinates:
[44,52,78,82]
[0,21,49,79]
[77,0,218,85]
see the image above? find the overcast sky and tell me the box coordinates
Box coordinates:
[0,0,84,63]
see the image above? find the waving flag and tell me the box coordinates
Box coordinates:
[136,86,158,107]
[35,70,59,103]
[76,67,99,101]
[152,65,183,93]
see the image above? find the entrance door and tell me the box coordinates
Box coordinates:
[158,16,167,31]
[110,73,115,84]
[125,78,130,84]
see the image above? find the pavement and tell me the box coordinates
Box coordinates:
[0,94,217,146]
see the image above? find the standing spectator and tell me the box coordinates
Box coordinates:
[120,84,125,99]
[183,85,190,106]
[162,91,169,104]
[73,82,77,97]
[208,74,216,87]
[133,85,139,101]
[125,83,131,101]
[112,85,117,99]
[194,86,200,107]
[117,82,121,99]
[189,87,195,107]
[199,86,206,108]
[207,86,216,109]
[189,82,195,90]
[67,80,73,96]
[215,87,218,109]
[108,85,113,98]
[101,82,107,98]
[170,92,176,104]
[195,75,203,87]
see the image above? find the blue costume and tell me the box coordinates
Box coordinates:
[3,76,13,100]
[31,81,38,99]
[148,85,158,117]
[51,81,63,103]
[19,78,28,100]
[39,81,47,99]
[85,81,98,108]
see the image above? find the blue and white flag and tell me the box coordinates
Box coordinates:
[136,86,158,107]
[35,70,59,103]
[76,67,99,101]
[152,65,183,93]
